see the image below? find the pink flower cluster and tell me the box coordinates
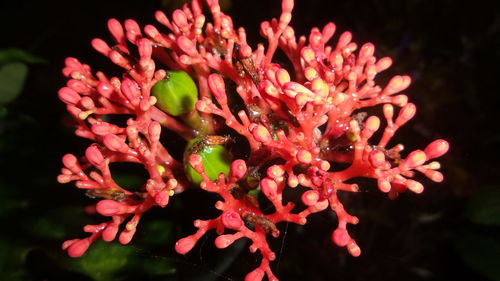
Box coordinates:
[57,0,449,280]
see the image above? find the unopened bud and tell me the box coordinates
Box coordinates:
[424,139,449,159]
[208,73,227,102]
[85,145,105,167]
[301,190,319,206]
[261,177,278,198]
[245,268,265,281]
[175,236,197,254]
[221,211,243,230]
[229,159,247,180]
[67,239,90,258]
[332,228,350,247]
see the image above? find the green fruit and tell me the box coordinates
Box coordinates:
[151,70,198,116]
[184,137,232,185]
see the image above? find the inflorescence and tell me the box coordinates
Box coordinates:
[57,0,449,280]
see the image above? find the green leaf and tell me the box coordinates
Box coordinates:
[0,63,28,105]
[0,48,47,65]
[465,185,500,225]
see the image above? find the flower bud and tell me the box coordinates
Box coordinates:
[151,70,198,116]
[215,234,237,248]
[245,268,265,281]
[261,177,278,198]
[96,199,127,216]
[221,211,243,230]
[229,159,247,181]
[301,190,319,206]
[424,139,449,159]
[67,239,90,258]
[175,236,197,254]
[332,228,350,247]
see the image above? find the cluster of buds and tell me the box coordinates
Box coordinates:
[57,0,449,280]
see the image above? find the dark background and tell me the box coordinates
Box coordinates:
[1,0,499,280]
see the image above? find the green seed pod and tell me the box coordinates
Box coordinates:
[184,136,232,185]
[151,70,198,116]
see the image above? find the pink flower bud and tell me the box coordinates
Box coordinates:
[208,73,227,101]
[301,47,316,64]
[369,150,386,168]
[347,241,361,257]
[177,36,197,56]
[297,149,312,164]
[107,18,125,44]
[252,125,272,144]
[301,190,319,206]
[144,24,160,39]
[91,38,111,56]
[57,175,72,183]
[172,9,188,29]
[377,178,391,193]
[79,97,95,110]
[406,179,424,194]
[221,211,243,230]
[358,43,375,65]
[124,19,141,43]
[337,31,352,49]
[119,228,136,245]
[103,134,128,153]
[401,150,427,169]
[175,236,197,254]
[62,153,79,171]
[91,122,121,136]
[97,82,114,98]
[424,139,449,159]
[148,121,161,143]
[121,79,141,105]
[85,145,105,167]
[384,75,411,95]
[288,174,299,188]
[424,170,444,182]
[332,228,350,247]
[322,22,336,41]
[229,159,247,180]
[261,178,278,198]
[245,268,265,281]
[309,30,323,49]
[376,57,392,72]
[189,154,204,170]
[239,44,252,58]
[281,0,294,12]
[155,190,170,207]
[67,239,90,258]
[391,94,408,106]
[155,11,170,26]
[76,180,101,189]
[364,116,380,133]
[67,79,90,94]
[395,103,416,126]
[267,165,285,179]
[58,87,80,105]
[215,234,237,249]
[137,38,152,59]
[96,199,126,216]
[383,103,394,121]
[102,224,119,241]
